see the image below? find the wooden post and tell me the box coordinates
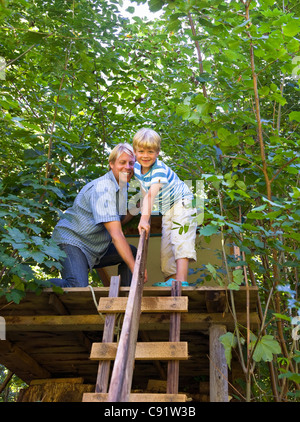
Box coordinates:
[107,228,149,402]
[209,324,228,402]
[167,280,182,394]
[95,275,121,393]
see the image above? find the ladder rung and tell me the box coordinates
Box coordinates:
[90,341,188,361]
[82,392,187,402]
[98,296,188,313]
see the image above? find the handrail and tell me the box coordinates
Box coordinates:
[107,227,149,402]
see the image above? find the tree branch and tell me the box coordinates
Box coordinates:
[187,12,208,98]
[270,157,299,184]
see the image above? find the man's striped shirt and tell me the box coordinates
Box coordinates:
[134,159,193,215]
[52,170,127,269]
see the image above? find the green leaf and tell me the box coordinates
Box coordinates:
[199,224,219,236]
[6,227,27,243]
[167,18,181,32]
[176,104,190,120]
[41,244,65,260]
[205,263,217,278]
[273,313,291,322]
[126,6,135,13]
[171,82,190,94]
[31,250,47,263]
[247,204,267,214]
[289,111,300,122]
[219,332,237,369]
[22,31,47,44]
[149,0,164,12]
[251,335,281,362]
[258,86,270,97]
[293,351,300,363]
[228,269,244,290]
[227,282,240,291]
[290,187,300,199]
[278,371,300,384]
[282,20,300,37]
[236,180,246,191]
[247,211,265,219]
[217,127,231,141]
[6,289,26,304]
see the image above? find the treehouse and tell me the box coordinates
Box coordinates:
[0,216,259,402]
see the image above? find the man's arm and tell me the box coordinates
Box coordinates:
[104,220,136,274]
[121,211,135,226]
[104,220,148,284]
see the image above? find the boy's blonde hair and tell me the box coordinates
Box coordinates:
[132,128,161,152]
[108,143,135,164]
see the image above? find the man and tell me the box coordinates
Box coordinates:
[49,143,139,287]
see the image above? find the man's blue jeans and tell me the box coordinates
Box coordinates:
[49,243,137,288]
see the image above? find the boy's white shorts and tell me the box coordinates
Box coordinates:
[160,200,197,278]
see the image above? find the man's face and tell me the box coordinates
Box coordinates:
[109,152,135,184]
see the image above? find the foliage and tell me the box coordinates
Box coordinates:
[0,365,26,401]
[0,0,299,401]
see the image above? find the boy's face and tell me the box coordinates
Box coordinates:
[134,147,159,173]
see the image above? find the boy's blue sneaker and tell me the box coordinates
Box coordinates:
[152,278,189,287]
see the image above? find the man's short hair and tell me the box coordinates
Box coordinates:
[108,143,135,164]
[132,128,161,152]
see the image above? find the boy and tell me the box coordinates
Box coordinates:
[133,128,197,286]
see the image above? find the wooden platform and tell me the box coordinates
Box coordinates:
[0,286,259,395]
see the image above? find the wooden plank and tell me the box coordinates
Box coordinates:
[209,324,229,402]
[167,280,182,395]
[90,341,188,361]
[82,392,187,402]
[4,312,260,332]
[48,293,69,315]
[98,296,188,313]
[30,377,84,386]
[4,315,106,331]
[0,286,259,316]
[107,227,149,402]
[95,268,110,287]
[95,275,121,394]
[0,340,50,383]
[48,292,92,351]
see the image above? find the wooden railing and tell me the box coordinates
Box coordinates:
[106,228,149,402]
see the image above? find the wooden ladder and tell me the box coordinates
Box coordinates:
[83,229,188,402]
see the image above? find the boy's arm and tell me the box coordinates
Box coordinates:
[138,183,162,237]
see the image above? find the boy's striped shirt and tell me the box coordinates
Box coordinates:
[134,158,193,215]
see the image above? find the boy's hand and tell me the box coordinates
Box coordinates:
[138,217,150,238]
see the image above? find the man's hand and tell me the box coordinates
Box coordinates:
[143,268,148,284]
